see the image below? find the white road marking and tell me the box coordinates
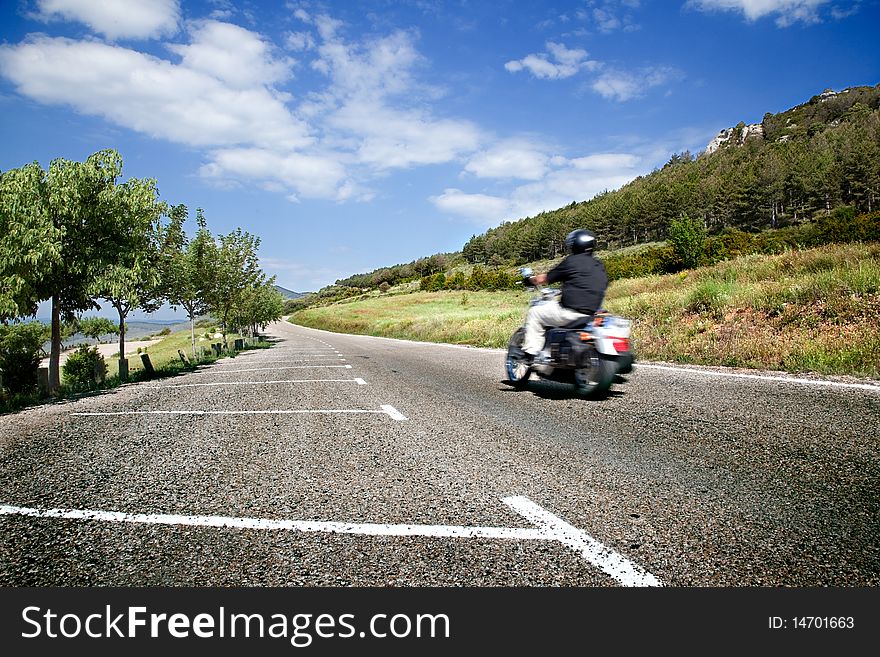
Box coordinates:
[71,406,406,421]
[275,356,346,361]
[0,497,661,587]
[276,348,338,351]
[503,496,661,587]
[142,379,367,389]
[209,365,352,373]
[380,404,408,421]
[637,363,880,393]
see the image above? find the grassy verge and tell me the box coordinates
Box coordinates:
[1,326,273,415]
[292,242,880,379]
[104,326,245,377]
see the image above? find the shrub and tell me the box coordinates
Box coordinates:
[667,215,707,269]
[686,280,735,316]
[62,345,108,390]
[602,244,678,280]
[0,322,48,395]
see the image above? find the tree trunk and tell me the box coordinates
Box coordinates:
[190,315,196,360]
[49,295,61,394]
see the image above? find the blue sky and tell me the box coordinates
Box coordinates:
[1,0,878,318]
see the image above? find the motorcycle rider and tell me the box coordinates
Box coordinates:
[521,229,609,363]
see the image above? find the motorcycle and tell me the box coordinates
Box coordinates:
[505,267,634,397]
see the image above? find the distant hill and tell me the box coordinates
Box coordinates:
[275,285,307,299]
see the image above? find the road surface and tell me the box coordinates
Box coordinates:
[2,319,878,586]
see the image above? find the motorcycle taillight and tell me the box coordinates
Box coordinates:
[612,339,629,353]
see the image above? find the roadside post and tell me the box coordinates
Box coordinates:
[140,354,155,378]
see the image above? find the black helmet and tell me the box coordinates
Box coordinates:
[565,229,596,254]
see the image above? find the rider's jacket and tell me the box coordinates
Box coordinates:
[546,252,609,314]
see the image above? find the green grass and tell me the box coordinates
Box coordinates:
[103,325,240,377]
[294,290,530,348]
[293,242,880,378]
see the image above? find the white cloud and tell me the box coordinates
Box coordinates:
[0,35,311,150]
[336,103,482,169]
[0,11,483,202]
[430,189,513,224]
[505,41,679,102]
[592,66,681,101]
[464,141,552,180]
[285,31,315,51]
[35,0,181,40]
[569,153,641,170]
[168,20,294,89]
[200,147,360,201]
[687,0,832,25]
[432,149,644,225]
[305,23,482,169]
[505,41,598,80]
[576,1,642,33]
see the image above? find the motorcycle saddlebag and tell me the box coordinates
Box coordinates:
[550,330,593,368]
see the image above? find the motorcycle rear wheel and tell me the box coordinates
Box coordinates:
[574,352,616,397]
[506,328,532,389]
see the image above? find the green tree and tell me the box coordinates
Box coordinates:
[1,151,125,393]
[165,208,215,358]
[0,163,62,320]
[667,215,707,269]
[231,280,284,337]
[90,171,177,378]
[204,227,264,348]
[0,321,49,395]
[76,317,119,342]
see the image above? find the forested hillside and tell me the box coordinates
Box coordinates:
[463,84,880,264]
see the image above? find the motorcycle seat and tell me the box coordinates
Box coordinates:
[558,315,593,329]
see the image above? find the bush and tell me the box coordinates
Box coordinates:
[667,215,707,269]
[62,345,107,390]
[602,245,678,280]
[0,322,48,395]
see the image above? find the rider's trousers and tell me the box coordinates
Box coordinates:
[522,298,588,355]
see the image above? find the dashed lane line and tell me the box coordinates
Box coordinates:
[142,378,368,388]
[0,496,660,587]
[207,365,353,373]
[71,405,407,421]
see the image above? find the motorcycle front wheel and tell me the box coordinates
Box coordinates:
[506,327,532,389]
[574,351,616,397]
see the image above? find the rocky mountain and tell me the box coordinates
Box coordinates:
[704,85,879,155]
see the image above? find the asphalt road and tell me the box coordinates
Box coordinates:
[1,319,878,587]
